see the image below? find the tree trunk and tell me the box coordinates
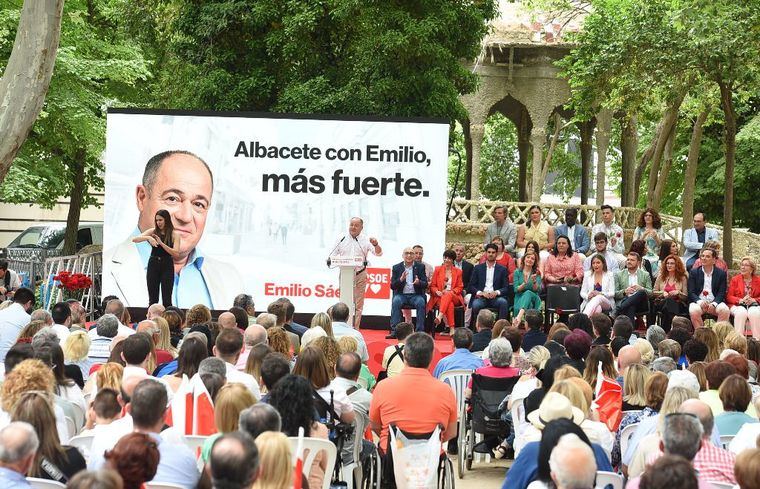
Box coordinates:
[462,119,473,200]
[63,151,86,255]
[681,110,709,230]
[0,0,64,183]
[651,122,676,210]
[595,110,612,206]
[645,94,685,208]
[635,93,685,204]
[719,82,736,266]
[539,113,563,190]
[578,119,594,205]
[620,114,638,207]
[518,108,530,201]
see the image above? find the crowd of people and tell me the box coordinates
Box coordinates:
[0,205,758,489]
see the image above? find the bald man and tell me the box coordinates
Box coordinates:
[616,345,642,386]
[236,324,268,371]
[218,312,237,330]
[146,303,165,320]
[549,434,597,489]
[676,399,736,486]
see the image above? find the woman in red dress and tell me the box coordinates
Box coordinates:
[427,249,464,335]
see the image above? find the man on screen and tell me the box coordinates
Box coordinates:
[330,217,383,328]
[103,150,243,309]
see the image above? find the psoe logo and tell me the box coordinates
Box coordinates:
[365,268,391,299]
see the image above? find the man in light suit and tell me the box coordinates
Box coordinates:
[614,251,652,322]
[388,247,429,337]
[688,248,729,328]
[467,243,510,326]
[103,150,243,309]
[682,213,720,271]
[555,208,590,255]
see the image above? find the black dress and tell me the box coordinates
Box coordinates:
[37,446,87,484]
[146,233,174,307]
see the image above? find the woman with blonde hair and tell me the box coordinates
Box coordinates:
[728,256,760,338]
[201,383,257,462]
[83,362,125,400]
[63,330,93,381]
[694,327,720,362]
[632,338,654,366]
[549,379,614,457]
[310,311,334,338]
[311,336,340,377]
[254,431,293,489]
[11,391,86,481]
[245,343,273,386]
[713,321,733,349]
[154,316,178,358]
[1,359,69,443]
[724,330,748,356]
[688,361,708,391]
[16,320,47,344]
[622,364,651,411]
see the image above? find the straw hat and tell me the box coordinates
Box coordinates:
[527,392,585,429]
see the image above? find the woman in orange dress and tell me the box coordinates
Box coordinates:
[427,249,464,335]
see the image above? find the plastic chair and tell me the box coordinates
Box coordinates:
[145,484,187,489]
[27,479,65,488]
[708,483,733,489]
[719,434,734,450]
[289,437,338,489]
[619,422,639,459]
[595,470,623,489]
[69,434,95,461]
[65,417,77,440]
[438,369,474,417]
[545,284,581,323]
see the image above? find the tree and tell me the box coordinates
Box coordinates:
[0,0,64,183]
[0,0,150,253]
[123,0,498,121]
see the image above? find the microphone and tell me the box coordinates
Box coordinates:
[326,236,346,267]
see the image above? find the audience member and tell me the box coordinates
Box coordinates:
[210,431,259,489]
[329,302,368,361]
[0,421,39,489]
[521,310,547,352]
[468,243,511,324]
[614,252,653,322]
[0,288,35,363]
[688,248,730,327]
[103,433,159,489]
[253,431,291,489]
[239,403,281,440]
[716,374,757,436]
[388,248,428,336]
[549,433,597,489]
[258,354,291,403]
[639,455,698,489]
[65,469,124,489]
[214,328,261,399]
[237,324,267,371]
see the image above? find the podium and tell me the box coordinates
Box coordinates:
[327,255,366,321]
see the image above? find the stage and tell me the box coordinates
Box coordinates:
[359,328,455,377]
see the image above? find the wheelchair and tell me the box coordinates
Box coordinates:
[457,373,519,477]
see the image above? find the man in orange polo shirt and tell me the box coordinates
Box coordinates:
[369,332,458,454]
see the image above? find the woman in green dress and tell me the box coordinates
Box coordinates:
[512,250,543,327]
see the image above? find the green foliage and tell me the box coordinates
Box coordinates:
[121,0,498,121]
[0,0,150,208]
[478,114,520,201]
[694,115,760,232]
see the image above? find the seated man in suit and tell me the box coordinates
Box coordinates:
[467,243,510,327]
[614,251,653,322]
[682,212,720,271]
[688,248,730,328]
[555,208,590,255]
[388,247,429,338]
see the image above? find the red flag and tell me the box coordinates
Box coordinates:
[594,362,623,432]
[170,375,217,436]
[293,426,304,489]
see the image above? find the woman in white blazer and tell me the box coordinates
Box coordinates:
[580,254,615,315]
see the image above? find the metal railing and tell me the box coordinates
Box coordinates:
[40,251,102,320]
[446,199,760,266]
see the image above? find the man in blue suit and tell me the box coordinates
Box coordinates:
[555,208,590,255]
[388,247,429,338]
[687,248,730,328]
[468,243,510,327]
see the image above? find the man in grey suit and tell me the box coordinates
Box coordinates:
[682,212,720,271]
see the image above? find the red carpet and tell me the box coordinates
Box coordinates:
[360,329,455,377]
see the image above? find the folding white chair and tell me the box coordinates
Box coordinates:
[145,484,186,489]
[68,434,95,461]
[708,483,733,489]
[595,470,623,489]
[619,422,639,459]
[27,478,65,489]
[65,417,77,440]
[289,437,338,489]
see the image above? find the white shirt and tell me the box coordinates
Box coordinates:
[702,268,716,303]
[87,322,136,339]
[0,303,30,362]
[331,232,381,271]
[567,225,576,244]
[52,323,71,343]
[88,414,134,469]
[484,263,496,293]
[316,381,355,417]
[584,249,621,272]
[332,322,369,362]
[729,422,760,454]
[592,222,625,254]
[57,383,87,413]
[628,271,639,287]
[225,362,261,400]
[402,264,415,294]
